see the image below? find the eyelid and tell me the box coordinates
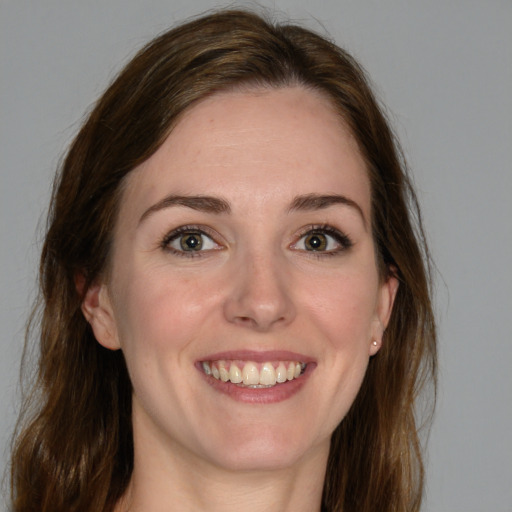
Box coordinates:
[161,224,224,256]
[159,223,352,258]
[290,224,353,254]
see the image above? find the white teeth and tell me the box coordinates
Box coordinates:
[276,363,287,383]
[242,362,260,385]
[259,362,277,385]
[286,362,295,381]
[229,364,242,384]
[219,361,229,382]
[203,360,306,387]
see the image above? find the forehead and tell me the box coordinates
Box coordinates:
[120,86,370,219]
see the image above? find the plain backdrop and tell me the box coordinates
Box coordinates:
[1,1,511,511]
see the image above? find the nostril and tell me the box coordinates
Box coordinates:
[235,316,257,326]
[233,313,289,331]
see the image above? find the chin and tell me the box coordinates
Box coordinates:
[199,424,326,473]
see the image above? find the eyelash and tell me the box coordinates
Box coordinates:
[292,224,353,257]
[160,224,353,258]
[160,225,220,258]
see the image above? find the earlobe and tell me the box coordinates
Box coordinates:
[81,282,121,350]
[369,339,380,356]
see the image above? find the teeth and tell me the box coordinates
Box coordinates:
[201,360,306,387]
[276,363,287,383]
[219,361,229,382]
[260,362,277,386]
[202,361,212,376]
[229,364,243,384]
[286,362,295,381]
[242,362,260,385]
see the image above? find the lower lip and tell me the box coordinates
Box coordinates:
[197,363,315,404]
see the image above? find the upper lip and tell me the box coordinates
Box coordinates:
[197,350,315,364]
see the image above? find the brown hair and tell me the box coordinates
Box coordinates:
[11,9,436,512]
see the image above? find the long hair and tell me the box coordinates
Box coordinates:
[11,9,436,512]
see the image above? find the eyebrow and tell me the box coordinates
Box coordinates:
[139,195,231,224]
[288,193,367,228]
[139,192,366,227]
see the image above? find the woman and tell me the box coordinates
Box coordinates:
[10,9,436,512]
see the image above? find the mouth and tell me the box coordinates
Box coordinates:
[201,360,307,388]
[196,351,314,403]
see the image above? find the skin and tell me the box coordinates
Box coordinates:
[83,86,398,512]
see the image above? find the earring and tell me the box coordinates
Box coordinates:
[372,340,378,346]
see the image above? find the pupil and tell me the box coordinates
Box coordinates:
[181,233,202,251]
[306,233,326,251]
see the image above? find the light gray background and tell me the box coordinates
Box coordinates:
[1,1,511,511]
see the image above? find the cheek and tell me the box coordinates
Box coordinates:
[301,269,380,347]
[111,264,221,356]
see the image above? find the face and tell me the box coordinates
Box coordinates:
[84,86,397,473]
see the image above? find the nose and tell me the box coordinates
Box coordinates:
[223,250,296,332]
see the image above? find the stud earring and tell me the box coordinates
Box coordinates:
[372,340,378,346]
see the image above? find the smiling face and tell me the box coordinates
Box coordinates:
[83,86,397,474]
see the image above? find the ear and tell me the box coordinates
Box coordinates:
[81,281,121,350]
[369,273,399,356]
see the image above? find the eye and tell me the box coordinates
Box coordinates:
[302,233,330,251]
[162,227,221,255]
[292,226,352,254]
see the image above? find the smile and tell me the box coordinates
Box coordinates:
[201,360,307,388]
